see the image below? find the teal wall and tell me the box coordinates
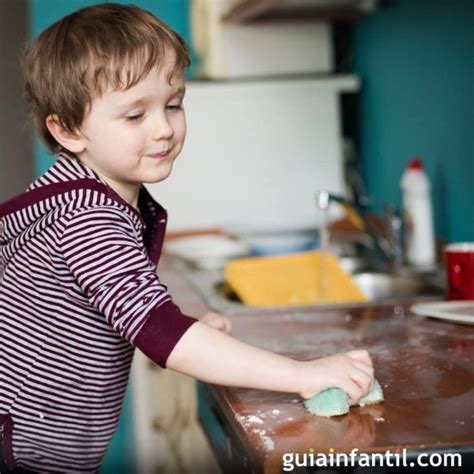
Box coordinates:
[353,0,473,242]
[28,1,192,472]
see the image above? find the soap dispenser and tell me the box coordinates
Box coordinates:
[400,157,436,268]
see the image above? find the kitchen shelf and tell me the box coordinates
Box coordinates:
[222,0,378,23]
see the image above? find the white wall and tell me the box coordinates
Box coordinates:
[146,76,359,232]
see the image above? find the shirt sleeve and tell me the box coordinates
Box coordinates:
[59,206,197,367]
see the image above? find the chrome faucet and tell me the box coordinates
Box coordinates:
[316,190,404,266]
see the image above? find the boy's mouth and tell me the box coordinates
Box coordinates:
[147,149,172,159]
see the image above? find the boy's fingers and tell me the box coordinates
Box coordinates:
[343,380,364,405]
[220,321,229,332]
[212,316,231,333]
[349,367,372,397]
[353,360,374,379]
[346,349,372,366]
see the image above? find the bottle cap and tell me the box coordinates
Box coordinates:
[407,157,424,170]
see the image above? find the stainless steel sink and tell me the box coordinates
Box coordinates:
[179,259,445,314]
[352,272,441,301]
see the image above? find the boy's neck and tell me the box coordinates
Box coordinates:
[106,179,141,211]
[118,181,139,206]
[74,154,140,211]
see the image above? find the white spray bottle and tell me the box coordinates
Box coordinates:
[400,157,436,268]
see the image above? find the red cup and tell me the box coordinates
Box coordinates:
[444,243,474,300]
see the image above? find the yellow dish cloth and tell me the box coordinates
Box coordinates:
[224,251,367,307]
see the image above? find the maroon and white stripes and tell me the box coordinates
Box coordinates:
[0,153,197,472]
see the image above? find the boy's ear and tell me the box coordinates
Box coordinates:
[45,115,85,154]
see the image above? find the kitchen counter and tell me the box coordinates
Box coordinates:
[159,254,474,473]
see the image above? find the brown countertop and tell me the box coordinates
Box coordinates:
[159,254,474,473]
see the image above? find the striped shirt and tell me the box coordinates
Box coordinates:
[0,152,197,472]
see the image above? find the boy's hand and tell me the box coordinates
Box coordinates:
[200,312,232,334]
[298,350,374,405]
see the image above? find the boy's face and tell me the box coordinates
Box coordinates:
[76,52,186,206]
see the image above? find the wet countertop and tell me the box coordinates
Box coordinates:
[159,254,474,473]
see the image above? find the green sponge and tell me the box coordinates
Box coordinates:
[304,379,384,417]
[358,379,384,406]
[304,387,349,417]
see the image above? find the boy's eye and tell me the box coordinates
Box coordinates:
[125,113,144,122]
[166,103,183,111]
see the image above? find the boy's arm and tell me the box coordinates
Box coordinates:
[167,321,300,392]
[59,208,372,402]
[60,206,199,362]
[165,321,374,404]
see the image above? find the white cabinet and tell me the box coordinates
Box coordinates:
[131,351,221,473]
[192,0,333,79]
[147,76,359,232]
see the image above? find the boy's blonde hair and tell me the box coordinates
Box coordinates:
[22,3,190,152]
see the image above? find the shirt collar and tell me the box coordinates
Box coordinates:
[56,150,166,225]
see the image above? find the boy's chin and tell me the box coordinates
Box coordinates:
[143,165,174,184]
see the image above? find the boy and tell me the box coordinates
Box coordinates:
[0,4,374,473]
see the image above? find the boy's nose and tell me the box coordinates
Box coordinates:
[152,117,173,141]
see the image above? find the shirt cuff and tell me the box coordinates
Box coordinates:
[134,300,198,368]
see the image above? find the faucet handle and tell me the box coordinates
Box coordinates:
[383,205,404,265]
[316,190,330,210]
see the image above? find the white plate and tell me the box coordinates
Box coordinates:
[164,235,249,269]
[411,301,474,325]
